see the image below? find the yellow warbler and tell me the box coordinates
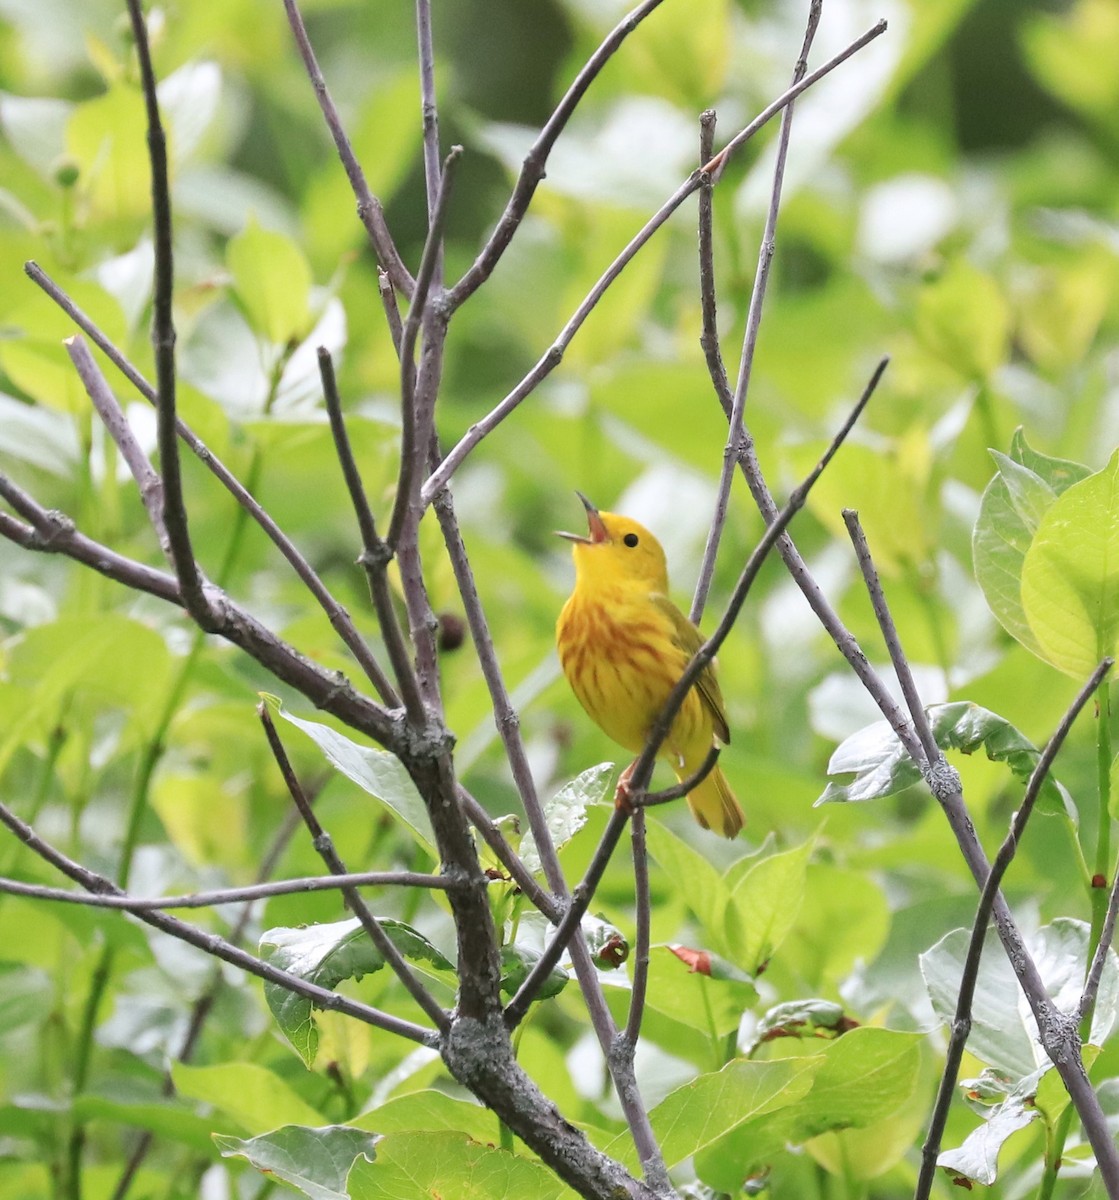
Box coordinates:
[555,493,744,838]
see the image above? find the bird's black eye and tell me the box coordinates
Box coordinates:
[623,532,639,548]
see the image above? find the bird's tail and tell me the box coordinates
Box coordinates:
[680,762,744,838]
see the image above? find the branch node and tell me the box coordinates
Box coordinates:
[924,758,961,803]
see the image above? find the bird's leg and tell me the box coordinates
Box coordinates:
[614,760,639,814]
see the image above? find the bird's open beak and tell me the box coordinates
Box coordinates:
[555,491,608,545]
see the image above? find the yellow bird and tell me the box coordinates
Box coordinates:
[556,493,744,838]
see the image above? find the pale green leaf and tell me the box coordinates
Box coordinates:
[170,1062,325,1134]
[216,1124,377,1200]
[1021,449,1119,678]
[227,216,313,345]
[520,762,612,875]
[264,696,435,853]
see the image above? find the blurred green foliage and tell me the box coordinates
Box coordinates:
[2,0,1119,1196]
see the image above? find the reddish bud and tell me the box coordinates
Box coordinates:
[669,945,712,976]
[1093,874,1108,889]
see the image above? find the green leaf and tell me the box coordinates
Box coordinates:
[260,917,452,1064]
[226,216,313,345]
[744,999,856,1055]
[726,838,812,974]
[1021,449,1119,678]
[264,696,435,853]
[642,946,756,1037]
[921,919,1118,1081]
[216,1124,377,1200]
[973,431,1091,656]
[351,1090,497,1144]
[937,1084,1039,1186]
[695,1029,922,1190]
[499,943,568,1000]
[170,1062,326,1134]
[70,1095,215,1153]
[817,701,1074,820]
[520,762,612,875]
[346,1131,567,1200]
[645,818,740,948]
[634,1057,822,1169]
[916,259,1010,380]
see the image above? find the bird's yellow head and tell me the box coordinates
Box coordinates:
[557,492,669,592]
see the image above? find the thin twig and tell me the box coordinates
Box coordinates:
[390,147,462,550]
[639,745,721,808]
[125,0,209,623]
[697,108,732,416]
[317,347,425,719]
[66,336,169,556]
[415,0,443,226]
[26,263,401,707]
[456,787,561,920]
[434,491,567,901]
[110,802,311,1200]
[0,870,450,910]
[281,0,414,297]
[378,268,405,353]
[692,0,820,624]
[1082,865,1119,1024]
[914,658,1111,1200]
[421,19,888,506]
[624,809,652,1045]
[259,704,451,1032]
[448,0,668,308]
[0,797,435,1045]
[843,510,939,764]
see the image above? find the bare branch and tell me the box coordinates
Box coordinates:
[282,0,414,297]
[843,510,939,764]
[915,658,1111,1199]
[697,108,732,416]
[0,870,451,910]
[124,0,209,623]
[415,0,443,224]
[629,364,883,798]
[317,346,426,719]
[390,146,462,550]
[623,809,652,1046]
[421,18,888,506]
[0,797,435,1045]
[66,336,169,556]
[504,808,630,1030]
[434,491,566,900]
[639,745,721,807]
[259,704,451,1032]
[692,0,820,623]
[448,0,668,308]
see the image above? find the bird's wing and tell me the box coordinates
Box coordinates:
[651,593,731,745]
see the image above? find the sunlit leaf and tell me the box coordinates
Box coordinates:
[1021,449,1119,678]
[973,430,1091,654]
[226,216,313,346]
[171,1062,326,1133]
